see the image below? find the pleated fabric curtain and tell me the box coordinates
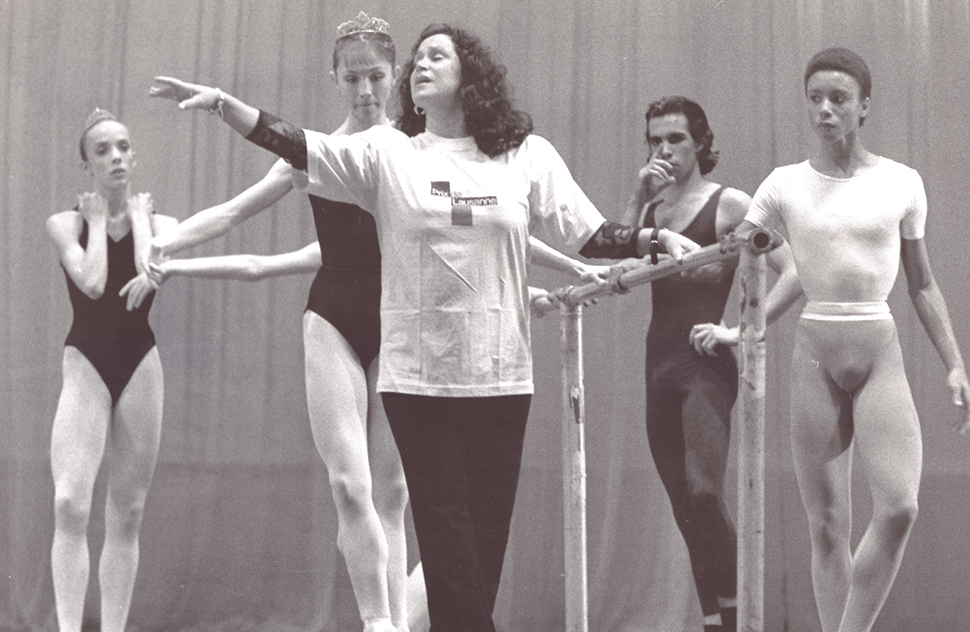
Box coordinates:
[3,0,970,630]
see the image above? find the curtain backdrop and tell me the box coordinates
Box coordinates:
[3,0,970,630]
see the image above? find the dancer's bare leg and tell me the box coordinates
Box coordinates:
[303,312,393,631]
[99,349,164,632]
[366,361,411,631]
[50,348,112,632]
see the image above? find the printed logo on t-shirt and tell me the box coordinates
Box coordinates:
[430,181,498,226]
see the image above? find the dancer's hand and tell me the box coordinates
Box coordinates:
[607,258,645,294]
[635,150,676,200]
[946,364,970,435]
[145,241,169,285]
[148,260,175,285]
[128,192,154,217]
[689,323,738,355]
[576,263,610,286]
[660,228,701,262]
[119,272,157,310]
[78,192,108,225]
[150,76,221,111]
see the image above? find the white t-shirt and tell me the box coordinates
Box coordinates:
[745,158,927,303]
[297,126,604,396]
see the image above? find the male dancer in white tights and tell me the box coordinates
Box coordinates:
[691,47,970,632]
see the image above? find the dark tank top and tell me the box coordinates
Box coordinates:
[644,187,734,341]
[64,220,155,348]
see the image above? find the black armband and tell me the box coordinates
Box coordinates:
[245,110,308,172]
[578,221,642,259]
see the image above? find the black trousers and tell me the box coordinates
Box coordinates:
[382,393,531,632]
[646,339,738,616]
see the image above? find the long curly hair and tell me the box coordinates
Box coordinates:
[645,96,719,175]
[397,24,532,158]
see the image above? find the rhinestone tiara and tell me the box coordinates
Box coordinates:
[336,11,390,39]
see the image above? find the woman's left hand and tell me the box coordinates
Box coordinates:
[120,272,158,310]
[149,76,221,111]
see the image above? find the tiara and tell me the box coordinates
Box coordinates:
[84,108,117,132]
[336,11,390,39]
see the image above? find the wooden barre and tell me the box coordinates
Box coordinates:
[535,227,778,313]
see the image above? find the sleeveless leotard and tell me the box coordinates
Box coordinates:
[63,220,156,405]
[304,195,381,368]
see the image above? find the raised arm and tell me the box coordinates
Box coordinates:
[129,192,155,276]
[46,193,109,298]
[619,149,676,226]
[901,237,970,433]
[150,77,308,170]
[152,242,322,283]
[120,212,179,311]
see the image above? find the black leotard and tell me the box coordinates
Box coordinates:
[304,195,381,368]
[63,220,156,405]
[642,186,739,617]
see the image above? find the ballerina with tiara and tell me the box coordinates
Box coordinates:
[46,108,177,632]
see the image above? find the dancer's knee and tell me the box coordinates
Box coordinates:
[805,506,851,556]
[106,493,148,540]
[53,488,92,536]
[330,472,374,521]
[878,499,918,546]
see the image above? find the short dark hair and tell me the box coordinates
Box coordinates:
[645,96,718,175]
[804,47,871,99]
[397,24,532,158]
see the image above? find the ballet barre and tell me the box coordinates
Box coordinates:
[539,228,777,632]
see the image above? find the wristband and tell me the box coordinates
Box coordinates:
[649,227,662,264]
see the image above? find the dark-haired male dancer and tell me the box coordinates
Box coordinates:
[619,96,751,632]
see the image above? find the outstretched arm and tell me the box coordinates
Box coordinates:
[528,236,609,285]
[901,237,970,434]
[152,242,322,283]
[150,77,260,138]
[147,159,294,280]
[150,77,308,170]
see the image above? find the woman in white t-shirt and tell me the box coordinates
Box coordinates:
[149,23,698,631]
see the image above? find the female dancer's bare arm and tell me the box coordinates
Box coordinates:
[46,193,110,298]
[152,242,322,283]
[147,160,294,277]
